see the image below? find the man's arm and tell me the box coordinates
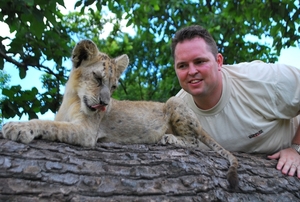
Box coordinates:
[268,120,300,178]
[292,122,300,145]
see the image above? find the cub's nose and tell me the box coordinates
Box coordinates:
[99,100,108,106]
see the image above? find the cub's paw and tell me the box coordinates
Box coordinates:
[161,134,186,147]
[161,134,176,145]
[2,122,35,144]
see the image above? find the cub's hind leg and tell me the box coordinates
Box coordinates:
[163,96,239,189]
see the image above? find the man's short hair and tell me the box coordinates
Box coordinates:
[171,25,218,59]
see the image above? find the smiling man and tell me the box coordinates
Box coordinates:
[172,25,300,178]
[174,36,223,110]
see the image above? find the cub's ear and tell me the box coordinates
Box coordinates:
[114,54,129,76]
[72,39,99,68]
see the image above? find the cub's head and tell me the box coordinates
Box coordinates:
[69,39,129,115]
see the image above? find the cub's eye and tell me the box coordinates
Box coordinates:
[93,72,102,86]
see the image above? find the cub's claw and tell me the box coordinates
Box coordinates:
[161,134,179,145]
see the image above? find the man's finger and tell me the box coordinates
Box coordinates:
[267,152,280,160]
[276,157,286,171]
[288,164,297,176]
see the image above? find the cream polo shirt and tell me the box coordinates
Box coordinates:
[176,60,300,154]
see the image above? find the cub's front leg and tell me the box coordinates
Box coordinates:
[2,120,97,147]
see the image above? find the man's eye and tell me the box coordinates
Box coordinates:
[195,60,203,65]
[177,64,186,69]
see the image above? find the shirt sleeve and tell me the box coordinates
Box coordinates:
[237,61,300,119]
[273,63,300,118]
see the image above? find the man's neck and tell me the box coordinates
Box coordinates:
[193,95,221,110]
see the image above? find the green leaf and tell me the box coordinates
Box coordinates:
[2,85,22,98]
[2,88,14,97]
[31,87,38,94]
[19,67,27,79]
[40,105,48,114]
[56,0,65,7]
[153,5,160,11]
[2,99,21,118]
[74,1,81,8]
[126,19,133,27]
[28,111,38,119]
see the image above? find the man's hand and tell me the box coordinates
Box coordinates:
[267,148,300,178]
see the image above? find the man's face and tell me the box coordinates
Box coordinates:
[174,37,223,99]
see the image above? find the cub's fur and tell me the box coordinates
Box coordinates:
[2,40,238,188]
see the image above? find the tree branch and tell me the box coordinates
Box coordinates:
[0,133,299,201]
[0,42,60,79]
[0,47,27,69]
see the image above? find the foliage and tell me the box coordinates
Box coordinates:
[0,0,70,120]
[0,70,10,126]
[0,70,10,89]
[0,0,299,120]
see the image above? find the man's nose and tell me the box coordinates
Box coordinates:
[188,63,198,75]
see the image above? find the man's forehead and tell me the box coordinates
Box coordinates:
[175,38,210,59]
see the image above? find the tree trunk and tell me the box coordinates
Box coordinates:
[0,133,299,202]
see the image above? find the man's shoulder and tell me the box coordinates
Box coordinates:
[222,60,265,69]
[222,60,299,81]
[223,60,298,71]
[222,60,279,81]
[175,89,187,98]
[175,89,194,104]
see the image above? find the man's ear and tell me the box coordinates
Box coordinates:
[216,53,223,71]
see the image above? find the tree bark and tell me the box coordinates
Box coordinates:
[0,132,299,202]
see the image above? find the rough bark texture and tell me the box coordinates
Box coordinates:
[0,132,299,202]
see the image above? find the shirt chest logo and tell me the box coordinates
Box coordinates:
[248,130,264,139]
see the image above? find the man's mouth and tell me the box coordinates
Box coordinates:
[189,79,203,84]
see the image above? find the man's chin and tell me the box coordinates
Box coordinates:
[186,88,205,97]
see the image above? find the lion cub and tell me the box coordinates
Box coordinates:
[2,40,238,188]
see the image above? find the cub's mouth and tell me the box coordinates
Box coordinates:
[83,96,107,112]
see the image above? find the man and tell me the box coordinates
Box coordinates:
[172,25,300,178]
